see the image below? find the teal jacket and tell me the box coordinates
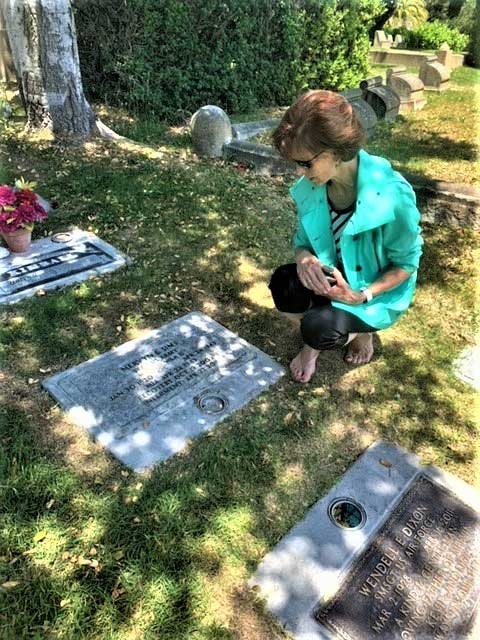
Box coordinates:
[291,149,423,330]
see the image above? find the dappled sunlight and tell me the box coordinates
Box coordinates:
[1,77,479,638]
[236,255,274,309]
[275,463,304,491]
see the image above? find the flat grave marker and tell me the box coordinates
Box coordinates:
[43,312,284,471]
[0,228,130,304]
[453,346,479,390]
[250,441,480,640]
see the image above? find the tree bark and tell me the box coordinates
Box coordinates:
[2,0,97,137]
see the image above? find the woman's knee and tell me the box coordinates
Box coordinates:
[269,263,311,313]
[300,307,349,350]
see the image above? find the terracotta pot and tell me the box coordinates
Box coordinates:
[1,228,32,252]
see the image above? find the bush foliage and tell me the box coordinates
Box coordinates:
[74,0,383,122]
[387,20,469,51]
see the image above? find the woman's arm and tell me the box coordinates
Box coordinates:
[295,247,332,295]
[327,267,411,305]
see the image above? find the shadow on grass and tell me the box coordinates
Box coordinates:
[0,130,477,638]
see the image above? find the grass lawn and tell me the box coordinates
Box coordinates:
[0,70,478,638]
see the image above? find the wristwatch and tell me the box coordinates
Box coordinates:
[360,287,373,303]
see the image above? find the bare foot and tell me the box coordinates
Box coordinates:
[290,345,320,383]
[344,333,374,365]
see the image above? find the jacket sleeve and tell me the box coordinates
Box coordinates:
[292,217,313,252]
[383,181,423,273]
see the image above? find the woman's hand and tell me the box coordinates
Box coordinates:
[296,251,332,296]
[325,267,365,305]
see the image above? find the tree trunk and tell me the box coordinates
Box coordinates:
[1,0,96,137]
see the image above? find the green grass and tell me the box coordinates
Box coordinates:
[0,82,479,638]
[365,65,480,184]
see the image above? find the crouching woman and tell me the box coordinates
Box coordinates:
[269,90,423,383]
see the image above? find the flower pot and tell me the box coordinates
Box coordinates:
[1,228,32,252]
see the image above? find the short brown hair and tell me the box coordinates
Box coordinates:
[272,90,366,162]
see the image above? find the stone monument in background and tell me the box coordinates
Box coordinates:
[191,105,232,157]
[386,67,426,113]
[419,55,451,91]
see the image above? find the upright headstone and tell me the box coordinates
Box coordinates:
[437,42,455,69]
[43,312,284,471]
[419,55,450,91]
[191,105,232,157]
[250,440,480,640]
[340,88,377,138]
[360,76,400,121]
[393,33,404,48]
[386,67,426,113]
[373,30,392,50]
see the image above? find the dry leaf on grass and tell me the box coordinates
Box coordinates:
[2,581,20,589]
[33,530,47,543]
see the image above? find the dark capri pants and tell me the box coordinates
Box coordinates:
[269,263,378,350]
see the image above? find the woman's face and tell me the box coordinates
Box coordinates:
[291,146,338,185]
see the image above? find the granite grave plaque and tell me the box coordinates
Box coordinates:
[43,312,284,471]
[315,475,480,639]
[250,441,480,640]
[0,228,130,304]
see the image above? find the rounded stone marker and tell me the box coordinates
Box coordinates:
[191,105,232,157]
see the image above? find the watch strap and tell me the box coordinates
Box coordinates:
[360,287,373,303]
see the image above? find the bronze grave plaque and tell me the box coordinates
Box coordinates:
[315,475,480,639]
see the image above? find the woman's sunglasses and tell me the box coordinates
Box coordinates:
[292,151,322,169]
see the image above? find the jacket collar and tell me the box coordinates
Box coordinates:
[347,149,396,234]
[291,149,397,235]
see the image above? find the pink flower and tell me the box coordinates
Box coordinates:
[0,183,48,233]
[16,189,38,205]
[0,185,16,207]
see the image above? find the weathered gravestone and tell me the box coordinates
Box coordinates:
[386,67,426,113]
[393,34,404,49]
[453,346,480,391]
[419,55,450,92]
[232,119,280,142]
[373,30,392,50]
[191,105,232,157]
[223,140,291,176]
[250,440,480,640]
[0,229,130,304]
[43,312,284,471]
[437,42,455,70]
[360,77,400,121]
[340,88,377,138]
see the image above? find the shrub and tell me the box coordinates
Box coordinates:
[389,19,469,51]
[74,0,384,123]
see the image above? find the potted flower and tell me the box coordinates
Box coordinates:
[0,178,48,252]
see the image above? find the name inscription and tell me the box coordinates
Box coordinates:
[0,242,114,297]
[315,475,480,640]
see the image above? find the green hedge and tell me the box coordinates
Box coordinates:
[74,0,384,122]
[386,21,469,52]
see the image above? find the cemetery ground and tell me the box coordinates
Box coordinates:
[0,66,478,639]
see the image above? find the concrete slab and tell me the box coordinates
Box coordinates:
[453,346,480,390]
[43,312,285,471]
[250,441,480,639]
[0,228,130,304]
